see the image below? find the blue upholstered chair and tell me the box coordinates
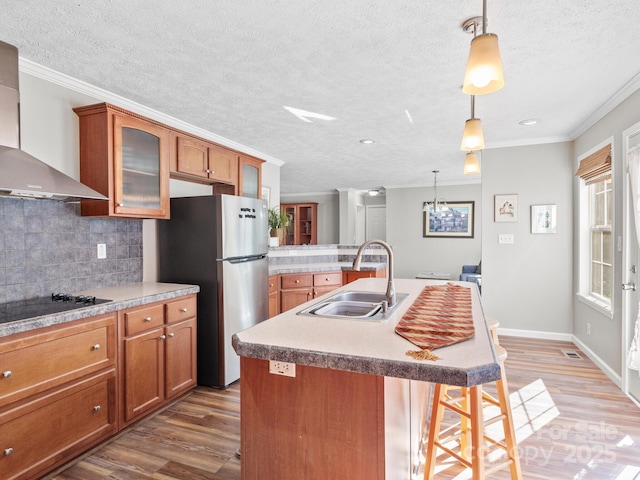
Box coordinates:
[459,263,481,286]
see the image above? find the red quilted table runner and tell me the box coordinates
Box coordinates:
[395,283,474,357]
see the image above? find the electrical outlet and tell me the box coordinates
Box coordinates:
[269,360,296,377]
[97,243,107,259]
[587,323,591,336]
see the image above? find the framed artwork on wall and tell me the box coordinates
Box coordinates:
[261,185,271,208]
[531,204,557,233]
[423,201,475,238]
[494,194,518,222]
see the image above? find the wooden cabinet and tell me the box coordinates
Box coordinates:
[343,268,387,285]
[282,203,318,245]
[74,103,170,219]
[171,133,238,186]
[121,295,197,424]
[0,314,117,480]
[278,271,342,313]
[268,275,279,318]
[238,155,264,199]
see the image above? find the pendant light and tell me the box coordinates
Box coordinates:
[462,1,504,95]
[423,170,449,212]
[460,95,485,151]
[464,151,481,174]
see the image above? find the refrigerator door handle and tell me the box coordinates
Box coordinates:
[225,254,268,264]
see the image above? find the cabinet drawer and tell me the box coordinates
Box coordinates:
[124,304,164,336]
[0,370,116,480]
[313,272,342,287]
[281,273,313,289]
[166,295,197,324]
[0,315,116,407]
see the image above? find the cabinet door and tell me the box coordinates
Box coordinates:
[208,144,238,184]
[175,135,209,179]
[113,113,170,219]
[165,318,197,399]
[280,288,313,313]
[268,275,279,317]
[123,327,165,422]
[238,155,263,199]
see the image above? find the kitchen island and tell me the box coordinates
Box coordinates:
[232,277,500,480]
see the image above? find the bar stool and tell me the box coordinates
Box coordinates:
[423,345,521,480]
[487,317,500,345]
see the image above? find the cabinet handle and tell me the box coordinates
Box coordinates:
[117,203,124,207]
[92,344,101,351]
[93,405,102,412]
[180,307,188,313]
[4,448,13,456]
[2,371,11,378]
[160,335,166,340]
[206,169,212,174]
[168,332,175,338]
[295,279,300,283]
[144,316,152,322]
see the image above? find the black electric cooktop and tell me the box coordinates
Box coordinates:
[0,293,112,325]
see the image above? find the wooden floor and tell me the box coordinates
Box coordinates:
[50,336,640,480]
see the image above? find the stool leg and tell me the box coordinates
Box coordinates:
[496,373,522,480]
[459,387,472,462]
[469,386,485,480]
[424,383,446,480]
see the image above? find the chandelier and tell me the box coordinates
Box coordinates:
[423,170,449,212]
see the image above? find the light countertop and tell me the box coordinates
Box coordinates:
[0,282,199,337]
[233,277,500,386]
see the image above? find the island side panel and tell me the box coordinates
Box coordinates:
[240,357,385,480]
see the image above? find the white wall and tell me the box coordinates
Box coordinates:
[386,184,482,279]
[481,142,574,334]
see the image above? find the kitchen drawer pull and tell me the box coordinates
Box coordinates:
[144,316,152,322]
[2,370,12,378]
[295,279,300,283]
[93,405,102,412]
[117,202,124,207]
[180,307,188,313]
[168,332,175,338]
[160,335,166,340]
[4,447,13,456]
[92,344,101,351]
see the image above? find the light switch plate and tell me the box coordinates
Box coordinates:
[97,243,107,259]
[498,234,514,244]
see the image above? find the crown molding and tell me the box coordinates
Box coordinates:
[19,57,285,166]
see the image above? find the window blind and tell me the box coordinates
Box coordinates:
[575,144,611,185]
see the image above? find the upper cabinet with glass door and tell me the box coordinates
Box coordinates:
[74,103,170,219]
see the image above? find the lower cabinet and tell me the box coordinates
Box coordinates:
[122,295,197,425]
[268,275,279,318]
[278,271,342,314]
[342,268,387,285]
[0,314,117,480]
[0,293,197,480]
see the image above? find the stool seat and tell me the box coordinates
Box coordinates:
[487,317,500,345]
[423,345,521,480]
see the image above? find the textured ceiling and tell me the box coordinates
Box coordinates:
[1,1,640,194]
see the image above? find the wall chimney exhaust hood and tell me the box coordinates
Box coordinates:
[0,40,108,201]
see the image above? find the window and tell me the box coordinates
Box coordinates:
[589,178,612,301]
[576,143,613,310]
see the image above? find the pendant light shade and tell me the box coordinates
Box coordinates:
[461,118,485,151]
[464,151,481,174]
[463,33,504,95]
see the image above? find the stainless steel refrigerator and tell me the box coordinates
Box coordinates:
[158,194,269,388]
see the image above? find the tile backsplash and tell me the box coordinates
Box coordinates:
[0,197,142,303]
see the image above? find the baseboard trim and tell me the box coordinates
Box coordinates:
[498,328,573,342]
[571,336,623,389]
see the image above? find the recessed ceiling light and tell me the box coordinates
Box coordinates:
[359,139,375,144]
[368,189,380,196]
[519,118,540,126]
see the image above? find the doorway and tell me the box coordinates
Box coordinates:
[622,120,640,406]
[366,205,386,241]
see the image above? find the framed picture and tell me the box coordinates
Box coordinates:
[494,194,518,222]
[531,204,557,233]
[261,185,271,208]
[423,201,474,238]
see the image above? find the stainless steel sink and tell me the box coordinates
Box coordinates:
[297,291,409,321]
